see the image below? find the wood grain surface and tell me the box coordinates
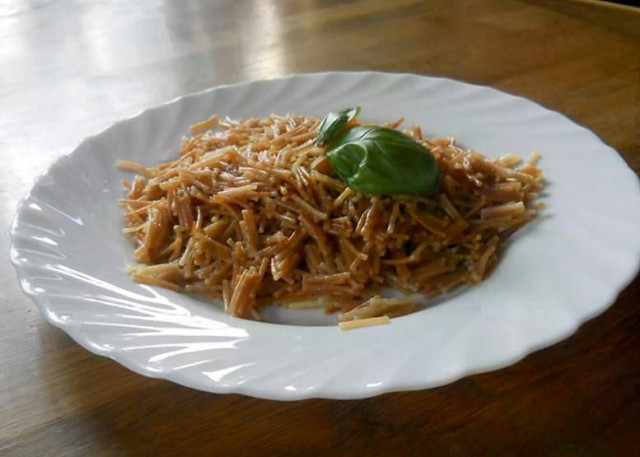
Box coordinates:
[1,1,639,455]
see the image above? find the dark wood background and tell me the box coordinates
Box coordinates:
[1,0,639,455]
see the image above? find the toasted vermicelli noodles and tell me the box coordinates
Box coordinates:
[118,114,544,326]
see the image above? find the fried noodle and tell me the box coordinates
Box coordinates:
[118,114,544,326]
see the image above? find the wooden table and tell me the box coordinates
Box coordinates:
[2,1,639,455]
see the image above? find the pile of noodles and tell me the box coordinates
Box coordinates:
[118,114,544,329]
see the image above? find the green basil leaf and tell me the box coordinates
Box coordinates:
[325,126,441,196]
[314,107,361,147]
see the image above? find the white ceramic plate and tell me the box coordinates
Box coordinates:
[10,72,640,400]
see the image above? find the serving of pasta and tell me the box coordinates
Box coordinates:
[118,112,544,329]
